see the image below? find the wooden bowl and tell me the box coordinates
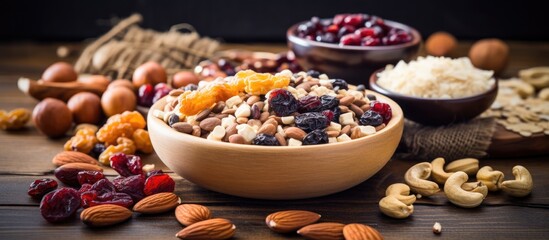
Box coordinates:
[147,91,403,199]
[369,69,498,126]
[287,19,421,86]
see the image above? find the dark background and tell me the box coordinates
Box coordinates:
[1,0,546,42]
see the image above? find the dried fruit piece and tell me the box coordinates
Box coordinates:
[113,174,146,202]
[343,223,383,240]
[252,133,280,146]
[175,218,236,240]
[40,188,81,223]
[80,179,134,209]
[133,129,153,154]
[175,204,213,226]
[298,95,322,113]
[77,171,105,185]
[28,178,58,199]
[96,111,146,146]
[109,153,143,177]
[98,137,136,165]
[269,89,298,116]
[359,110,384,126]
[133,192,180,214]
[80,204,133,227]
[295,112,329,133]
[297,222,345,240]
[0,108,31,130]
[64,128,98,154]
[302,129,329,145]
[144,173,175,196]
[265,210,321,233]
[370,101,392,124]
[54,162,103,186]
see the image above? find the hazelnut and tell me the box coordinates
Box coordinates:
[132,61,167,88]
[101,86,136,117]
[32,98,73,138]
[172,71,199,88]
[108,79,135,91]
[67,92,102,124]
[469,38,509,74]
[42,62,78,82]
[425,31,457,57]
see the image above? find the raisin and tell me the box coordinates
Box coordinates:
[302,129,329,145]
[144,174,175,196]
[77,171,105,185]
[91,143,106,159]
[113,175,145,202]
[96,111,146,145]
[40,188,81,223]
[184,84,198,91]
[319,95,339,111]
[64,128,98,154]
[28,178,58,199]
[359,110,383,126]
[268,89,298,116]
[332,79,349,90]
[132,129,153,154]
[295,112,328,132]
[98,137,137,165]
[297,95,322,113]
[252,133,280,146]
[370,101,392,124]
[306,69,321,78]
[110,153,143,177]
[168,113,180,127]
[366,94,376,101]
[356,84,366,91]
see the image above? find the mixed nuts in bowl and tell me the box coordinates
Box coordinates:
[147,70,404,199]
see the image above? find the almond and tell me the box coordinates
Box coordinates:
[284,127,307,141]
[175,204,212,226]
[199,117,221,132]
[297,222,345,240]
[175,218,235,239]
[343,223,383,240]
[80,204,132,227]
[339,95,355,106]
[257,123,276,135]
[52,151,99,166]
[133,192,181,214]
[265,210,321,233]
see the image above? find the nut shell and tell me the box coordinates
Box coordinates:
[132,61,167,88]
[469,38,509,74]
[172,71,199,88]
[32,98,73,138]
[425,31,457,57]
[67,92,102,124]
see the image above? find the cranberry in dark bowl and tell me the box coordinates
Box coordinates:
[288,13,421,86]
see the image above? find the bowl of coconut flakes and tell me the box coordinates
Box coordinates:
[369,56,498,125]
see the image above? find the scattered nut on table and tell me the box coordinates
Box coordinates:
[433,222,442,234]
[379,183,416,218]
[444,158,479,175]
[404,162,440,196]
[444,171,488,208]
[500,165,533,197]
[476,166,505,191]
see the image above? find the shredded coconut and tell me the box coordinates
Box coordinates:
[376,56,495,98]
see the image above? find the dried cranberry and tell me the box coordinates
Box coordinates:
[362,37,381,46]
[252,133,280,146]
[302,129,329,145]
[153,87,171,104]
[320,95,339,111]
[78,183,93,194]
[298,96,322,113]
[138,84,154,107]
[344,14,365,27]
[355,27,377,38]
[28,178,58,199]
[40,188,81,223]
[337,25,356,38]
[332,79,349,91]
[333,14,349,26]
[339,33,361,46]
[268,89,298,117]
[295,112,328,132]
[80,179,133,208]
[370,101,392,124]
[144,174,175,196]
[326,24,339,34]
[77,171,105,185]
[54,166,84,186]
[359,110,384,126]
[113,175,145,202]
[110,153,143,177]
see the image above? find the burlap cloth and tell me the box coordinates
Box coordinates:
[397,118,496,161]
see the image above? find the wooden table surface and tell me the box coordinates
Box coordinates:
[1,41,548,239]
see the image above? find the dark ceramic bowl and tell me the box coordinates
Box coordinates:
[369,69,498,126]
[287,19,421,86]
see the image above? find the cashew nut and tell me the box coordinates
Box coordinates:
[519,66,549,89]
[431,157,453,185]
[404,162,440,196]
[379,183,416,218]
[461,182,488,198]
[444,171,487,208]
[445,158,479,175]
[500,165,533,197]
[476,166,504,191]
